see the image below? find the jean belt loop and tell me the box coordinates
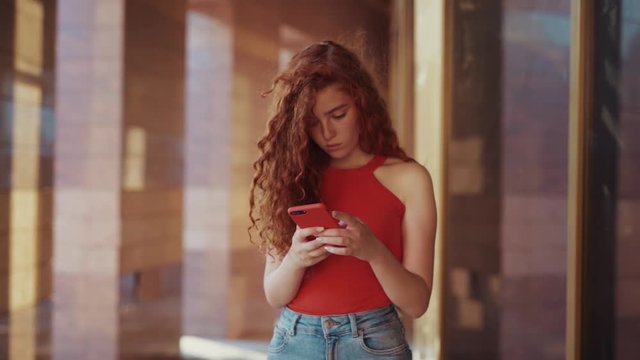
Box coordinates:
[348,313,358,338]
[289,313,301,336]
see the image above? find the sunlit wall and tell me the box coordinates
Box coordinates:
[0,1,56,360]
[5,1,638,360]
[3,1,394,358]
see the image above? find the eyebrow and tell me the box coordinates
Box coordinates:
[323,104,349,116]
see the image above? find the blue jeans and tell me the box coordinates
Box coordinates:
[267,305,412,359]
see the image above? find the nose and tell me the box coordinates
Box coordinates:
[321,120,336,141]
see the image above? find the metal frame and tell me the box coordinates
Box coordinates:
[567,1,594,359]
[410,0,452,358]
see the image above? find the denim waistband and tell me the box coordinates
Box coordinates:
[277,305,400,338]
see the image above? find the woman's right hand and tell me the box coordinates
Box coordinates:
[284,226,330,269]
[263,226,329,307]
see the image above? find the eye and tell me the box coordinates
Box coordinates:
[332,113,346,120]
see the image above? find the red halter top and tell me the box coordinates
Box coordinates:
[287,155,406,315]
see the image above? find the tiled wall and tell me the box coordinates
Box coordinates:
[181,0,233,340]
[53,0,125,358]
[120,0,186,291]
[2,0,392,353]
[1,1,637,358]
[119,0,187,355]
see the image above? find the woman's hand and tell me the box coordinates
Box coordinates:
[317,211,384,262]
[284,226,330,269]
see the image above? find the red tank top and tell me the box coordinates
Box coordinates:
[287,155,405,315]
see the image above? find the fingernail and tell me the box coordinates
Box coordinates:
[316,227,324,232]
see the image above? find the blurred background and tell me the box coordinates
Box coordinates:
[0,0,638,359]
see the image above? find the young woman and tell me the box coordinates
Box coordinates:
[249,40,436,359]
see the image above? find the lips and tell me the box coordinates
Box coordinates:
[325,144,341,151]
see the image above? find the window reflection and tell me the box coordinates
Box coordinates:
[445,1,570,359]
[615,0,640,358]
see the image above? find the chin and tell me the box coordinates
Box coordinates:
[326,150,347,159]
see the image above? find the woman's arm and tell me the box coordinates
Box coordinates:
[263,226,328,308]
[322,163,436,318]
[370,163,436,318]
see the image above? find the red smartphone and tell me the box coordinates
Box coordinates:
[287,203,340,229]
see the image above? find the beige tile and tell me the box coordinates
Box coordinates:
[85,154,121,189]
[78,274,118,309]
[95,0,124,27]
[54,189,92,220]
[120,238,182,274]
[121,190,183,216]
[53,155,88,187]
[457,299,484,330]
[121,215,182,245]
[56,0,95,25]
[9,268,38,310]
[54,89,91,124]
[83,247,118,275]
[450,267,471,298]
[9,228,38,268]
[9,189,39,229]
[84,218,120,247]
[52,242,84,273]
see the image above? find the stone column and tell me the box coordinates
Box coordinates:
[181,0,232,339]
[53,1,124,359]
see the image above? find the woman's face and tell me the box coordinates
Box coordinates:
[308,83,361,161]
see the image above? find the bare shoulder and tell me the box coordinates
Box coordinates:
[382,158,432,185]
[376,157,433,203]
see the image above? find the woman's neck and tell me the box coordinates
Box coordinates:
[329,149,374,169]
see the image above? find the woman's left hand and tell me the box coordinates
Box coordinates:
[317,210,384,262]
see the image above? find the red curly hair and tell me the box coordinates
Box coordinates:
[249,40,412,257]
